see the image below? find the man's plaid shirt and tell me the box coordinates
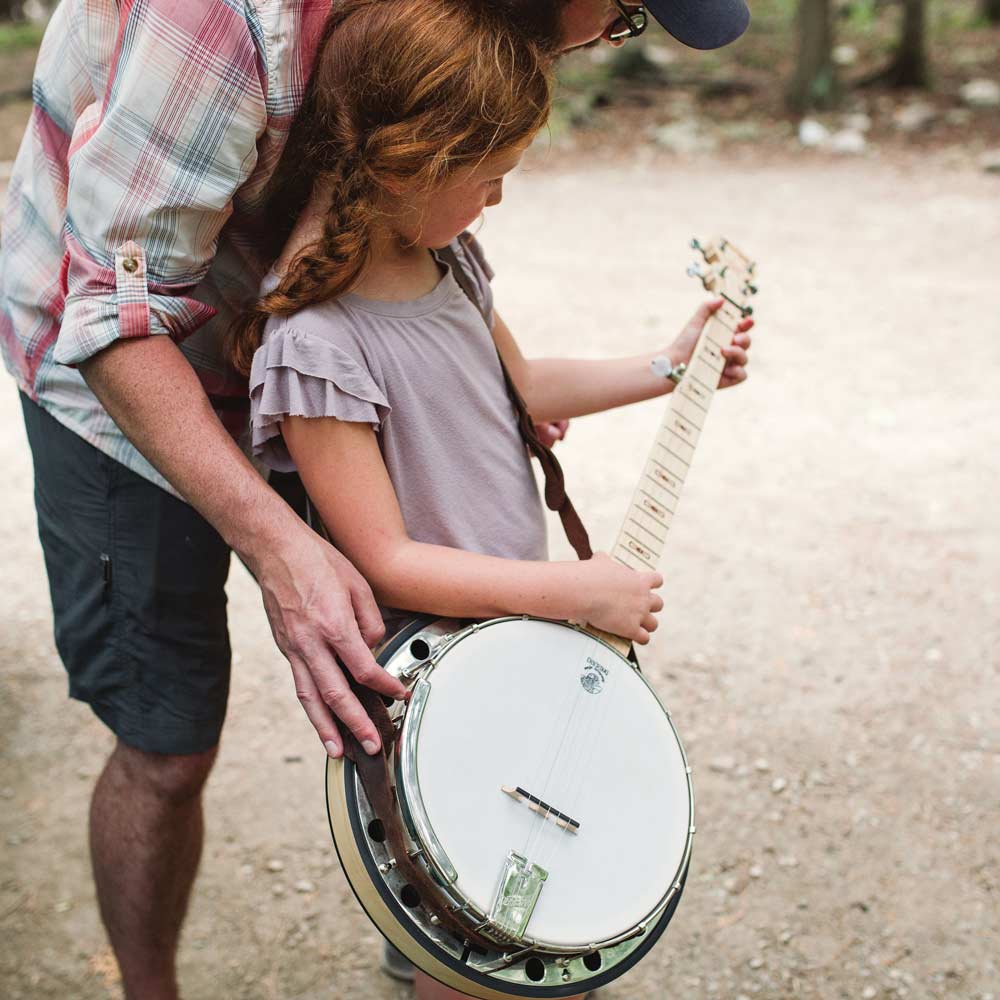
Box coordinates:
[0,0,330,491]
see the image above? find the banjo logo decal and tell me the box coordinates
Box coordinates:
[580,656,608,694]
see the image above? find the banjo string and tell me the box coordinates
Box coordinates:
[520,659,589,861]
[533,634,620,874]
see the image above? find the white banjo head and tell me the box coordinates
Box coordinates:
[406,617,692,948]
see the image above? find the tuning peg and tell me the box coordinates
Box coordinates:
[744,282,758,296]
[690,237,720,264]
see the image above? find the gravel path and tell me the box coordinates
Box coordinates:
[1,153,998,999]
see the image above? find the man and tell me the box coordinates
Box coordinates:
[0,1,749,997]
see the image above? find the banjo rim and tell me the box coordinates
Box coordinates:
[325,615,694,996]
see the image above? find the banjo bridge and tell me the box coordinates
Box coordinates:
[501,785,581,834]
[487,850,548,943]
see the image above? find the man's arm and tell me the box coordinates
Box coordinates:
[52,2,405,755]
[81,336,407,756]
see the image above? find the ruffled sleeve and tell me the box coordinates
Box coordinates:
[249,326,390,472]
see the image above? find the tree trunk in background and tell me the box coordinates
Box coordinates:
[787,0,836,113]
[982,0,1000,24]
[0,0,21,19]
[886,0,930,88]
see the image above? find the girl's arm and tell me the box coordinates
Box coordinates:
[280,416,663,644]
[493,303,753,423]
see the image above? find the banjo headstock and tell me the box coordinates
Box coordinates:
[687,236,758,319]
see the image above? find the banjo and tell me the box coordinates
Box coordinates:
[326,237,757,997]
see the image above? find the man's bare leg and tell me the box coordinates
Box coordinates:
[89,740,218,1000]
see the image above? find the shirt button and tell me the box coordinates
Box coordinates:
[122,257,139,273]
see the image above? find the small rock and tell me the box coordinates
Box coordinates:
[945,107,973,126]
[778,855,799,869]
[798,119,830,148]
[843,112,872,133]
[294,879,316,894]
[863,988,878,1000]
[979,150,1000,175]
[0,787,15,799]
[710,756,737,774]
[724,874,750,895]
[644,44,676,68]
[748,864,763,879]
[650,119,718,155]
[265,859,285,873]
[833,44,858,66]
[894,101,936,133]
[924,647,943,663]
[239,864,254,878]
[771,777,788,794]
[829,129,867,155]
[753,758,770,773]
[53,900,72,913]
[960,79,1000,109]
[748,957,764,970]
[272,883,286,897]
[779,930,793,944]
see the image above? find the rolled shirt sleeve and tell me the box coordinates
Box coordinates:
[54,0,268,366]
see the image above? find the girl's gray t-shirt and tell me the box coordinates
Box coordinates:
[249,235,547,627]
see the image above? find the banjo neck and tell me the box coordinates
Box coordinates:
[587,237,758,659]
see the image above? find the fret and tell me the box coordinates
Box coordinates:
[689,371,714,394]
[638,488,674,518]
[668,414,700,446]
[648,459,683,495]
[677,383,709,413]
[654,439,693,468]
[627,516,666,547]
[613,542,642,570]
[619,536,657,568]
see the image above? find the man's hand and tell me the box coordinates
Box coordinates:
[669,299,754,389]
[249,518,409,758]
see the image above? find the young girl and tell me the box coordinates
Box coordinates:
[232,1,751,996]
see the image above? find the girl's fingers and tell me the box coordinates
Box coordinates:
[650,593,664,613]
[642,613,659,633]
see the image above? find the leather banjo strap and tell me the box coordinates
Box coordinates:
[438,242,594,562]
[340,679,500,952]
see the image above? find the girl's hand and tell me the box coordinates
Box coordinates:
[575,552,664,644]
[668,299,754,390]
[534,420,569,448]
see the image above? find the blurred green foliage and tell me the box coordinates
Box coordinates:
[0,20,43,53]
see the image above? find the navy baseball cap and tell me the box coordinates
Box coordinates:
[645,0,751,50]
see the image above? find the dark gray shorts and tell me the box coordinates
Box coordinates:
[20,392,235,755]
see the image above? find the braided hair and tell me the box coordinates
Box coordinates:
[229,0,552,375]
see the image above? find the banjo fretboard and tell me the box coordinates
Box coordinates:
[596,238,757,653]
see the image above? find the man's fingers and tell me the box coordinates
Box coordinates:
[349,578,386,650]
[304,643,385,753]
[333,629,409,702]
[288,655,345,757]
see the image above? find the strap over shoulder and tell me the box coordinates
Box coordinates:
[437,243,593,562]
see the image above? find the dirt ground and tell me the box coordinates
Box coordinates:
[1,151,998,1000]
